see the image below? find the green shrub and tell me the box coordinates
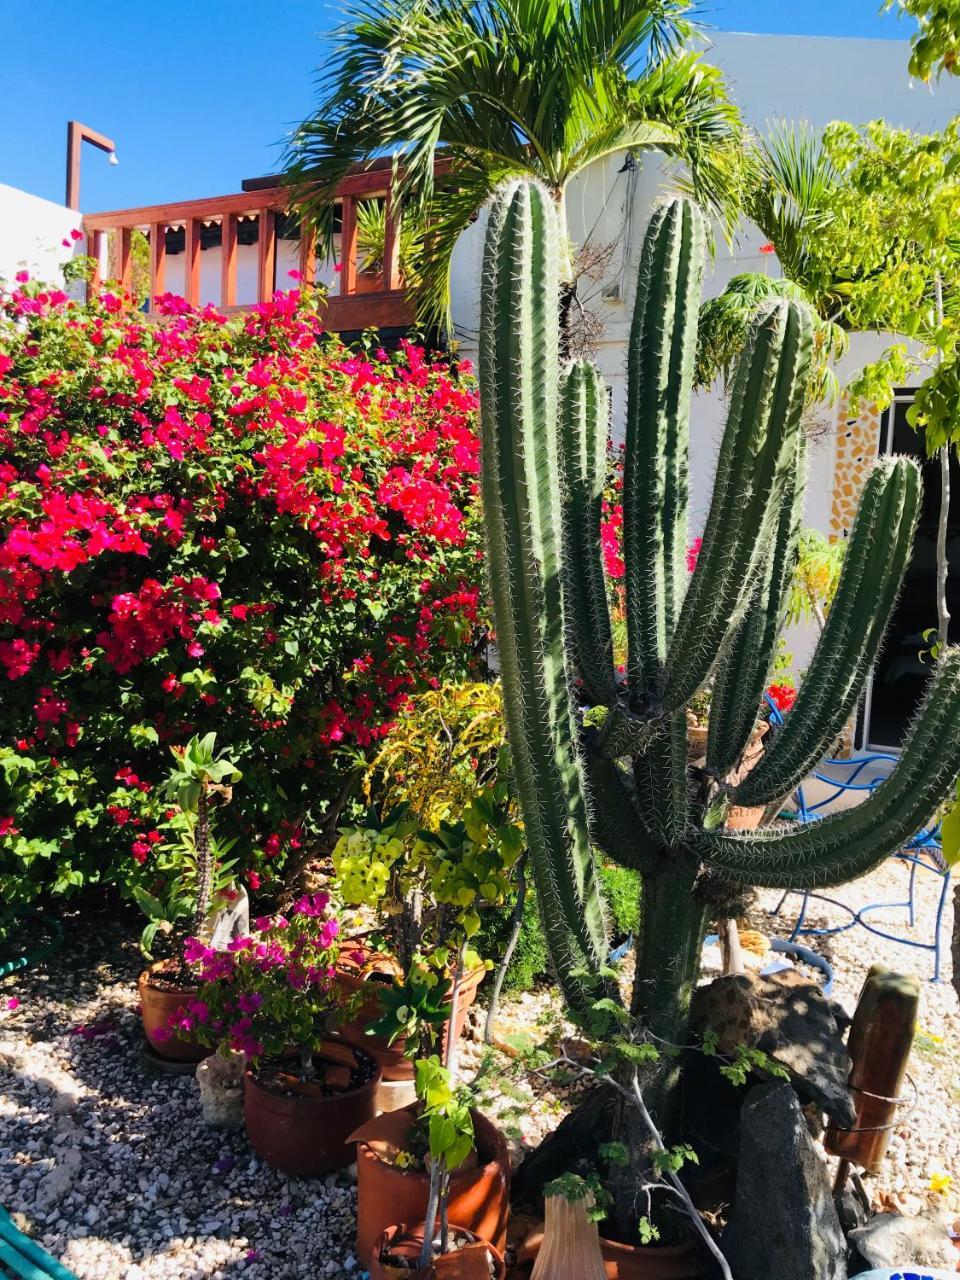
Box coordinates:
[477,863,641,997]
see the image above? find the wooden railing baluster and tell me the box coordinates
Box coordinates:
[221,213,238,308]
[184,218,202,306]
[257,208,276,301]
[150,222,166,302]
[339,195,358,296]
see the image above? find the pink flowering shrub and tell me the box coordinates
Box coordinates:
[169,893,352,1060]
[0,277,484,916]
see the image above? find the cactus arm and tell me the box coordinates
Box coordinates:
[581,749,662,874]
[706,433,806,777]
[663,300,813,712]
[732,458,921,807]
[479,181,608,1011]
[623,198,705,701]
[699,647,960,887]
[558,360,618,707]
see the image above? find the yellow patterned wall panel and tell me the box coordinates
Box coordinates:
[829,395,881,541]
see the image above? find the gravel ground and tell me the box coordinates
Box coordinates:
[0,854,956,1278]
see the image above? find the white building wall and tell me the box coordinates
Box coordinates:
[0,183,81,287]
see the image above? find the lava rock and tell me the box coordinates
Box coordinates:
[722,1082,847,1280]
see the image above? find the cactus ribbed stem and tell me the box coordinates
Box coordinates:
[477,180,960,1228]
[559,361,618,707]
[732,458,921,807]
[479,182,607,1011]
[707,434,806,777]
[624,199,705,701]
[664,300,812,712]
[701,646,960,887]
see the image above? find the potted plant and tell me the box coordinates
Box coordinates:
[332,785,521,1087]
[365,1057,508,1278]
[137,733,243,1062]
[183,892,381,1174]
[346,930,511,1262]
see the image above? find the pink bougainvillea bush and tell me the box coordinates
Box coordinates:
[0,277,484,919]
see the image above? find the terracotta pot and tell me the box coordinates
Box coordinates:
[516,1230,706,1280]
[369,1222,506,1280]
[138,961,208,1063]
[685,723,708,762]
[599,1235,707,1280]
[337,946,485,1081]
[723,721,769,832]
[350,1105,510,1264]
[244,1038,380,1176]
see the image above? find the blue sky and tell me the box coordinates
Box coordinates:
[1,0,914,211]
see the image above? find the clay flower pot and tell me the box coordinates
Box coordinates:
[244,1038,380,1176]
[336,946,485,1081]
[723,721,769,832]
[138,960,208,1063]
[517,1228,706,1280]
[598,1235,706,1280]
[369,1222,506,1279]
[349,1105,510,1264]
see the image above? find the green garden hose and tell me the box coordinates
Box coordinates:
[0,913,64,980]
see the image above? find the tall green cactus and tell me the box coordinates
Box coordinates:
[478,179,960,1186]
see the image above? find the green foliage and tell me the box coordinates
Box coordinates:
[786,530,846,627]
[474,863,641,995]
[886,0,960,81]
[415,1057,476,1173]
[136,734,242,957]
[700,1028,791,1087]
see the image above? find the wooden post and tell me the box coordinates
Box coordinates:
[65,121,117,211]
[184,217,202,306]
[149,223,166,304]
[298,220,317,286]
[383,189,401,292]
[87,228,103,300]
[220,213,238,308]
[339,196,358,296]
[257,208,276,301]
[113,226,132,295]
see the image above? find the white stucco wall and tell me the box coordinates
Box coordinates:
[0,183,81,287]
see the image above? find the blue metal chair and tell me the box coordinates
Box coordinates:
[762,698,952,983]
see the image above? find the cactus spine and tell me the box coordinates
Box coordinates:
[478,180,960,1210]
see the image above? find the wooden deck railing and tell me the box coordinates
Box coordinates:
[81,166,413,332]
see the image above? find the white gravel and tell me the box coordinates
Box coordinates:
[0,920,361,1280]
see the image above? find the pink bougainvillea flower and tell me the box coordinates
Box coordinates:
[5,997,20,1011]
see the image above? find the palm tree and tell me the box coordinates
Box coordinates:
[695,123,849,401]
[284,0,741,333]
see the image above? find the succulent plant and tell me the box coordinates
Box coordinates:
[477,179,960,1205]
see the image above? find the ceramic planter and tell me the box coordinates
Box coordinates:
[349,1105,510,1264]
[244,1039,380,1176]
[336,946,485,1081]
[369,1222,506,1280]
[138,961,208,1063]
